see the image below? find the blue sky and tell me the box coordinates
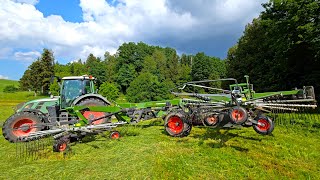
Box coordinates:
[0,0,266,80]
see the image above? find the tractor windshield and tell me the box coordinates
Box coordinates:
[60,79,91,109]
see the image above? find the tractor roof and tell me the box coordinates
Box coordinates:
[62,75,95,80]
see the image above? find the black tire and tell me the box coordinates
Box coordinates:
[76,98,111,124]
[253,116,275,135]
[2,112,42,142]
[229,106,248,124]
[53,138,69,152]
[164,111,192,137]
[203,113,219,126]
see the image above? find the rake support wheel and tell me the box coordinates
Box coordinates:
[53,138,70,152]
[203,113,219,126]
[253,116,275,135]
[164,111,192,137]
[110,131,120,139]
[229,106,248,124]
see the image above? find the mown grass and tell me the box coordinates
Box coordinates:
[0,96,319,179]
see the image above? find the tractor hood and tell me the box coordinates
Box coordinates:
[16,96,59,114]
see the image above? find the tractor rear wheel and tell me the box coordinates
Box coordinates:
[2,112,42,142]
[76,98,111,125]
[164,111,192,137]
[253,116,274,135]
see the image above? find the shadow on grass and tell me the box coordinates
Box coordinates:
[167,125,264,152]
[195,128,251,152]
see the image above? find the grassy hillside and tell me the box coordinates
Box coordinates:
[0,94,319,179]
[0,79,19,91]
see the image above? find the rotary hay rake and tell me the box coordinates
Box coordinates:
[4,76,318,156]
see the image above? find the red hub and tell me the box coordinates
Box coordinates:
[110,131,120,139]
[257,119,270,131]
[207,116,218,124]
[231,109,244,122]
[167,116,183,134]
[58,143,67,152]
[82,111,105,125]
[12,119,37,137]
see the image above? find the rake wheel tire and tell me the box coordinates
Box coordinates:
[76,98,111,124]
[110,131,120,139]
[164,111,192,137]
[2,112,42,143]
[53,138,69,152]
[253,116,275,135]
[229,106,248,124]
[203,113,219,127]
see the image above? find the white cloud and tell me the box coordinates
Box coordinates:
[0,0,265,63]
[0,74,9,79]
[13,0,39,5]
[14,50,41,61]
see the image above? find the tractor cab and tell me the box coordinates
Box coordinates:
[60,75,96,109]
[229,75,255,101]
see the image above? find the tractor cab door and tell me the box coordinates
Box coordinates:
[60,79,93,109]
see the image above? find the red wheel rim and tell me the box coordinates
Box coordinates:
[206,116,218,125]
[111,132,120,139]
[167,116,183,134]
[231,109,244,121]
[58,143,67,152]
[257,119,270,131]
[12,119,37,137]
[82,111,105,125]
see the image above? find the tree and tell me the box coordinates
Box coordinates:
[99,82,120,101]
[126,72,161,102]
[40,49,55,94]
[227,0,320,96]
[49,81,60,96]
[20,59,43,96]
[117,42,154,72]
[86,54,107,87]
[20,49,55,95]
[116,64,137,93]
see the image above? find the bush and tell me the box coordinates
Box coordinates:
[3,85,18,93]
[99,82,120,101]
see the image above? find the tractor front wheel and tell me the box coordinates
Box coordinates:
[164,111,192,137]
[253,116,274,135]
[2,112,42,142]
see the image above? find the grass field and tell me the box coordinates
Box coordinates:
[0,92,319,179]
[0,79,19,91]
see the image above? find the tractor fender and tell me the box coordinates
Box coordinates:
[72,94,111,106]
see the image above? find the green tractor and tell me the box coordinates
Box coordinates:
[2,75,111,142]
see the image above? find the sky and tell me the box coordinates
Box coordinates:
[0,0,266,80]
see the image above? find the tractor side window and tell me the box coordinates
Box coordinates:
[84,80,92,94]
